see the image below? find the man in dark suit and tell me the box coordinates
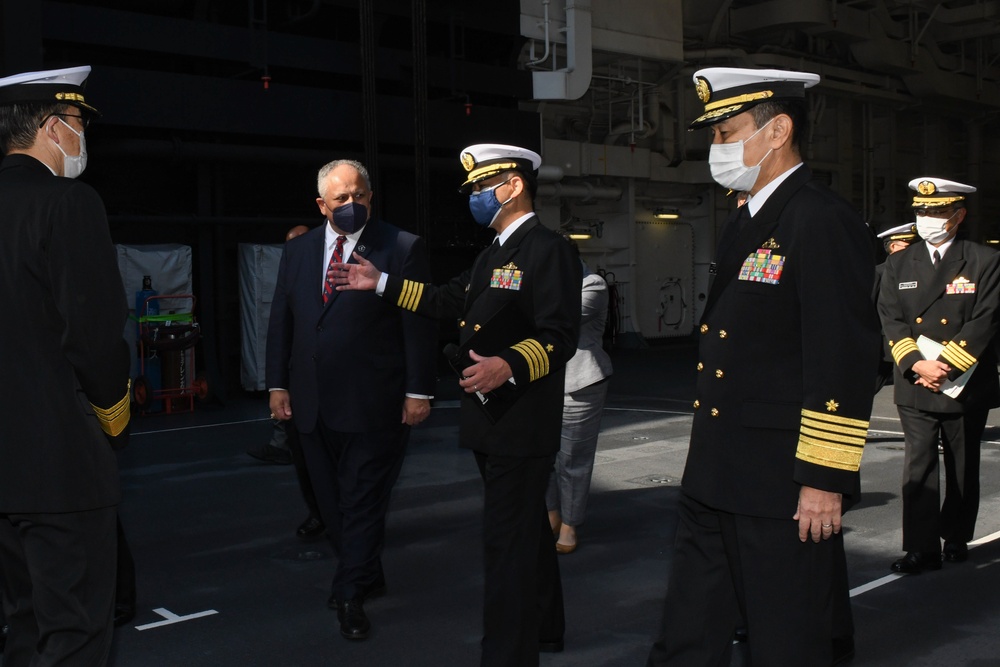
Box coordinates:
[646,68,880,666]
[265,159,437,641]
[331,144,581,667]
[0,66,131,666]
[878,177,1000,573]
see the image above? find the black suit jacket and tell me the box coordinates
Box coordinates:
[265,219,438,433]
[382,216,582,456]
[878,238,1000,413]
[683,165,881,519]
[0,154,130,513]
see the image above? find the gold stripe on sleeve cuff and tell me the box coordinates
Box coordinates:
[511,339,549,382]
[795,408,868,472]
[940,341,976,372]
[91,381,131,437]
[891,337,920,366]
[396,279,425,312]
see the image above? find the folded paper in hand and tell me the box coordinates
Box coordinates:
[444,303,533,423]
[916,335,976,398]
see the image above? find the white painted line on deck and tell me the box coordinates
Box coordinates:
[851,530,1000,597]
[135,607,219,631]
[132,418,270,436]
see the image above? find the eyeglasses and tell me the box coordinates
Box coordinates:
[39,113,90,130]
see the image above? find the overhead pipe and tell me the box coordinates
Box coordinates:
[537,181,622,202]
[526,0,552,67]
[532,0,593,100]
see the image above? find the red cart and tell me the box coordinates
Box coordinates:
[132,294,208,415]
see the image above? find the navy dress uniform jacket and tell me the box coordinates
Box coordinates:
[0,154,130,513]
[265,219,438,434]
[878,239,1000,413]
[683,166,881,520]
[381,216,582,456]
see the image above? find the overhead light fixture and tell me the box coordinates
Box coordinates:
[560,220,603,241]
[654,207,680,220]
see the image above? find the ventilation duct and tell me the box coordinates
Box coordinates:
[532,0,593,100]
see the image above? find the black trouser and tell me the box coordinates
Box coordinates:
[897,405,988,553]
[648,493,840,667]
[0,505,117,667]
[299,420,409,602]
[475,452,564,667]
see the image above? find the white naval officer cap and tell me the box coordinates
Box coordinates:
[458,143,542,193]
[689,67,820,130]
[908,177,976,209]
[0,65,100,115]
[876,222,918,243]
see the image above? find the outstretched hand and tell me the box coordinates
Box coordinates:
[330,252,381,291]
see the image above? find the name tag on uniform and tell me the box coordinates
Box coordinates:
[491,262,523,290]
[738,249,784,285]
[898,281,917,290]
[946,277,976,295]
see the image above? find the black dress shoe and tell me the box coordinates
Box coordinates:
[114,603,136,627]
[943,541,968,562]
[538,639,564,652]
[296,515,326,540]
[327,575,387,609]
[337,599,370,640]
[890,551,942,574]
[246,444,293,465]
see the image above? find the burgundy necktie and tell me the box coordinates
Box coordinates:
[323,235,346,303]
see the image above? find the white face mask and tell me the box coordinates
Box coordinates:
[915,211,957,245]
[708,118,774,192]
[53,116,87,179]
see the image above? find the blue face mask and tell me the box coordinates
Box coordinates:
[468,179,512,227]
[331,201,368,234]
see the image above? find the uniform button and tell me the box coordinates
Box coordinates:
[459,320,466,327]
[700,324,709,334]
[697,363,704,372]
[889,340,895,346]
[915,317,923,324]
[474,324,481,331]
[941,318,948,325]
[715,369,724,378]
[710,408,719,417]
[693,400,700,409]
[719,330,728,339]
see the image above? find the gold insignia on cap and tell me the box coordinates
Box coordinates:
[55,92,86,103]
[762,238,780,249]
[917,180,937,196]
[695,77,711,103]
[460,151,476,172]
[826,399,839,412]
